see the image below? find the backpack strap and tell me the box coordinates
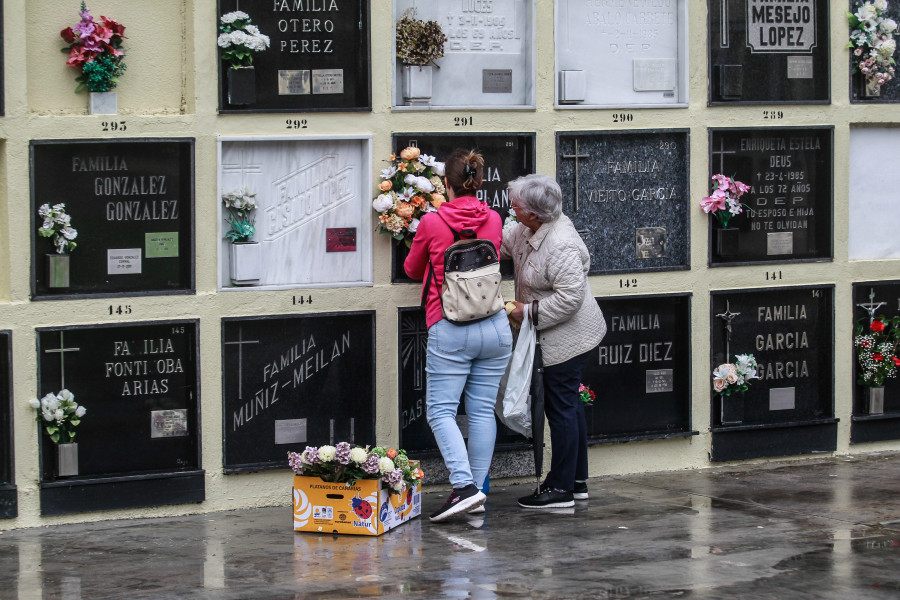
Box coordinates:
[436,213,476,241]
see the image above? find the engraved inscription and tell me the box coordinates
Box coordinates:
[746,0,816,54]
[151,409,189,438]
[443,0,522,54]
[312,69,344,94]
[278,70,311,95]
[646,369,674,393]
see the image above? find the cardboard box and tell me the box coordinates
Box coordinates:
[292,474,422,536]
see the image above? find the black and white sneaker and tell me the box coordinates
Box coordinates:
[574,480,589,500]
[517,488,574,509]
[429,484,486,522]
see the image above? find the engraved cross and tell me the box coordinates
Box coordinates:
[562,139,589,211]
[401,311,429,391]
[44,332,81,390]
[856,288,886,326]
[224,325,259,400]
[711,138,737,174]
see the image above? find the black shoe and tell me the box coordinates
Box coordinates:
[429,484,486,522]
[518,488,574,509]
[574,480,589,500]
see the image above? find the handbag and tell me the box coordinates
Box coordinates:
[495,308,535,437]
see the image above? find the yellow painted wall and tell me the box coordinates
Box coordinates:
[1,0,899,529]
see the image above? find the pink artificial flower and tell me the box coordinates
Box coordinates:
[711,173,731,191]
[700,190,727,213]
[855,48,864,56]
[101,16,126,37]
[733,179,751,195]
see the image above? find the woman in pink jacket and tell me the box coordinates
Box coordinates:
[404,149,512,522]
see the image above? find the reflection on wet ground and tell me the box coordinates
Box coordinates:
[2,453,899,599]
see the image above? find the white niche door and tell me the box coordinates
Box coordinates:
[849,127,900,260]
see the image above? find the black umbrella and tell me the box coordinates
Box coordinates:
[529,342,545,488]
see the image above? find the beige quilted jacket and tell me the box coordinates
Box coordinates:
[500,214,607,366]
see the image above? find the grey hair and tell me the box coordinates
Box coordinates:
[507,174,562,223]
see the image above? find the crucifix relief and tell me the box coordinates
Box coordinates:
[224,326,259,401]
[561,139,589,211]
[856,288,886,326]
[716,300,741,360]
[44,332,81,390]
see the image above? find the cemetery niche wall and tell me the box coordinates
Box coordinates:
[582,294,695,443]
[848,127,900,260]
[555,0,688,107]
[398,307,532,483]
[709,286,837,462]
[708,127,833,266]
[393,0,535,109]
[557,130,690,275]
[221,312,375,473]
[37,321,203,516]
[708,0,830,104]
[30,139,195,299]
[851,281,900,444]
[218,136,372,289]
[0,331,14,519]
[389,132,535,283]
[217,0,371,112]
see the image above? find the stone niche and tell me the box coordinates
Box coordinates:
[555,0,689,107]
[393,0,536,109]
[0,330,14,519]
[222,312,375,473]
[217,136,373,290]
[849,127,900,260]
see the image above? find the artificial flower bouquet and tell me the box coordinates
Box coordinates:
[579,384,596,406]
[222,187,258,243]
[38,203,78,254]
[218,11,271,69]
[29,389,86,443]
[288,442,424,495]
[712,353,759,397]
[848,0,899,90]
[60,2,126,93]
[372,147,446,246]
[396,8,447,67]
[700,174,753,228]
[855,316,900,386]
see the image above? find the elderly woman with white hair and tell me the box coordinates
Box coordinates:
[502,173,607,509]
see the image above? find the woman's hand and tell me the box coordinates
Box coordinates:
[507,301,527,325]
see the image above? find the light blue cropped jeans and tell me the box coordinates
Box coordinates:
[426,309,513,490]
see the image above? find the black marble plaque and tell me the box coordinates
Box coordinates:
[708,0,830,104]
[851,281,900,443]
[582,295,694,443]
[0,331,14,518]
[557,130,690,275]
[222,312,375,472]
[390,132,535,283]
[30,139,195,298]
[710,286,837,460]
[709,127,833,265]
[217,0,371,112]
[398,307,526,456]
[849,0,900,104]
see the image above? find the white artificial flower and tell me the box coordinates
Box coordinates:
[220,10,249,24]
[318,445,336,462]
[432,162,446,177]
[859,3,877,21]
[378,457,395,474]
[29,398,41,409]
[54,213,71,226]
[58,389,75,402]
[879,38,897,57]
[52,203,65,211]
[381,166,398,179]
[875,0,888,11]
[373,194,395,213]
[75,406,87,417]
[408,218,420,233]
[217,33,233,48]
[45,394,60,411]
[349,447,368,464]
[392,480,405,492]
[54,409,64,421]
[245,24,260,35]
[404,174,417,186]
[415,177,435,193]
[42,410,54,421]
[38,204,51,217]
[882,18,898,33]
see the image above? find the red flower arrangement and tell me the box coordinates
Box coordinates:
[855,316,900,387]
[60,2,126,93]
[579,384,596,405]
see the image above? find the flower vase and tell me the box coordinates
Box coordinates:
[57,442,79,477]
[227,66,256,106]
[720,393,744,425]
[861,76,882,98]
[865,386,885,415]
[402,65,433,106]
[229,241,261,286]
[716,227,740,258]
[89,91,117,115]
[47,254,70,288]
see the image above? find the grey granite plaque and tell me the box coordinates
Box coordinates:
[767,232,794,256]
[274,419,307,445]
[769,387,796,411]
[150,409,189,439]
[483,70,513,94]
[646,369,674,394]
[312,69,344,95]
[787,56,814,79]
[278,70,310,95]
[636,227,668,259]
[633,59,678,92]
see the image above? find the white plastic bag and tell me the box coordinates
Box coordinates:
[495,309,535,437]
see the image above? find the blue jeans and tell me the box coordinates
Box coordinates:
[426,310,513,489]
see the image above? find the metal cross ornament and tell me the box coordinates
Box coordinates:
[715,300,741,360]
[856,288,886,326]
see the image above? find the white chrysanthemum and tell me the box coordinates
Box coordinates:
[373,193,395,212]
[61,227,78,240]
[220,10,249,24]
[875,0,888,11]
[881,18,898,33]
[38,204,51,217]
[349,447,368,464]
[318,445,336,462]
[378,457,395,474]
[245,24,260,35]
[879,38,897,57]
[54,213,71,226]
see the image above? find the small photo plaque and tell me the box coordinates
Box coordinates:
[766,232,794,256]
[786,56,814,79]
[278,70,311,95]
[769,387,796,411]
[645,369,674,394]
[274,419,307,445]
[482,69,513,94]
[150,409,189,438]
[312,69,344,95]
[107,249,142,274]
[636,227,668,259]
[633,59,677,92]
[145,232,179,258]
[326,228,357,253]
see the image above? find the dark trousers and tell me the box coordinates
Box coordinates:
[542,349,591,491]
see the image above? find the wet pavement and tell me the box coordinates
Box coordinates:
[1,453,900,600]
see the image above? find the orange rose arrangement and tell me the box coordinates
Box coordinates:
[373,147,446,246]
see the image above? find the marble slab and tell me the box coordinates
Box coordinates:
[217,136,372,289]
[849,128,900,259]
[393,0,535,108]
[555,0,687,107]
